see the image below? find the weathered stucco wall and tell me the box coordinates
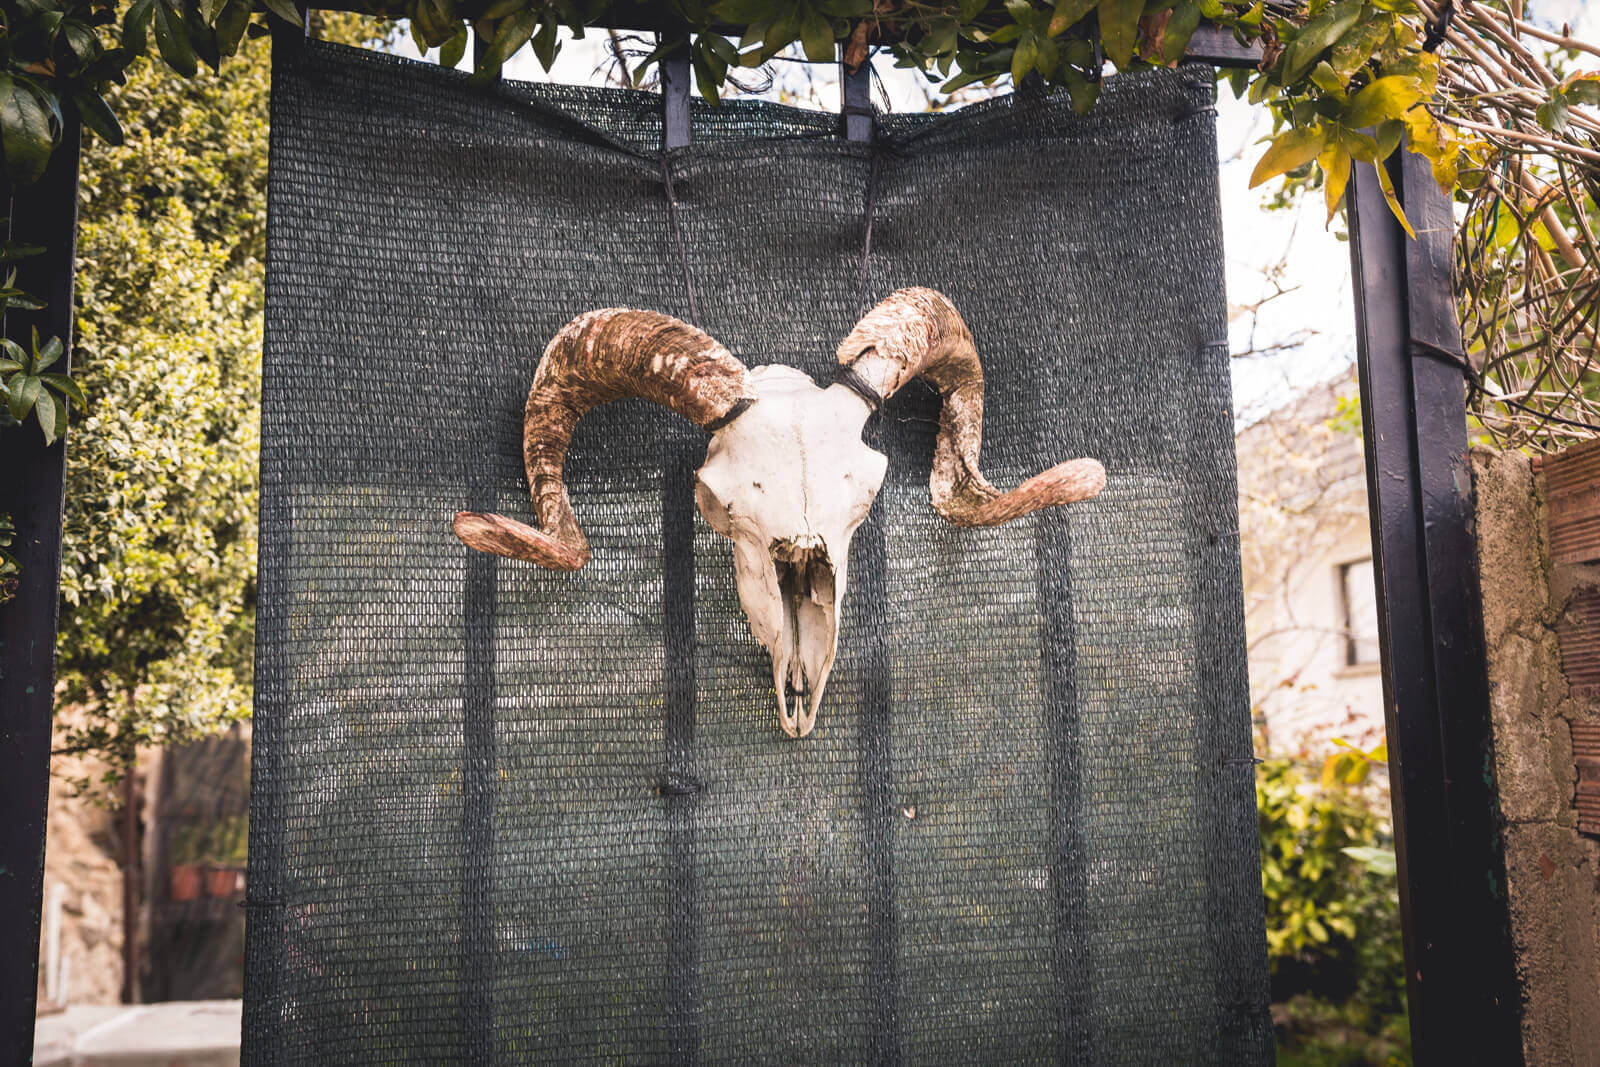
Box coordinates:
[1475,448,1600,1065]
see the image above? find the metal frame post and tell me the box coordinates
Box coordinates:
[0,115,82,1063]
[1348,146,1522,1063]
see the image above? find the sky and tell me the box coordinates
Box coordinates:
[391,29,1365,420]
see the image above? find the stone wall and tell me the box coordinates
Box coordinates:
[1475,448,1600,1065]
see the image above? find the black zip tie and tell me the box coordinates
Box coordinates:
[659,152,700,327]
[703,397,755,432]
[1423,0,1454,52]
[834,365,884,412]
[1223,756,1265,766]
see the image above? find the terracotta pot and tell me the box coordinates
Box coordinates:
[169,864,203,902]
[205,866,242,898]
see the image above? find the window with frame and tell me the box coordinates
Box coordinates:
[1340,558,1381,667]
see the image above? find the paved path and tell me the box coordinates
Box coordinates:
[34,1000,240,1067]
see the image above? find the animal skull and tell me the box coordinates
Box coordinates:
[452,287,1106,738]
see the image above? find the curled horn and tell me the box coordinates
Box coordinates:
[836,287,1106,526]
[454,309,757,569]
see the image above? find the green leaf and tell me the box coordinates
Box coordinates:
[1338,124,1380,162]
[152,0,198,76]
[1341,845,1397,876]
[7,374,39,420]
[1279,0,1363,85]
[1342,74,1422,128]
[1329,15,1387,77]
[35,387,64,443]
[259,0,303,27]
[1012,33,1038,82]
[702,32,738,66]
[531,14,558,69]
[692,52,721,102]
[439,24,468,68]
[1537,93,1571,134]
[0,359,20,373]
[799,11,834,62]
[1196,0,1221,15]
[1049,0,1098,34]
[1097,0,1144,67]
[0,288,45,311]
[40,372,86,408]
[1309,60,1344,96]
[1373,117,1402,161]
[1566,77,1600,108]
[1249,125,1326,188]
[1059,65,1100,113]
[123,0,156,52]
[485,6,539,68]
[0,76,61,186]
[711,0,771,19]
[37,334,62,370]
[1159,0,1199,65]
[1034,32,1059,78]
[74,89,125,146]
[696,37,727,84]
[213,0,253,56]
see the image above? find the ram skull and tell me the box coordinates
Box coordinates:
[453,287,1106,738]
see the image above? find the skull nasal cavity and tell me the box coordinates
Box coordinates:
[770,534,824,564]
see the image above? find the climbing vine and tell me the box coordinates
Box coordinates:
[1,0,1598,578]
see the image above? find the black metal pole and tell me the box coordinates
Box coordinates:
[1347,148,1522,1064]
[0,115,82,1064]
[458,28,499,1067]
[658,45,701,1065]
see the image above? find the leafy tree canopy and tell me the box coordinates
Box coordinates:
[50,13,388,789]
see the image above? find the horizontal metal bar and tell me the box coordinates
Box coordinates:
[295,6,1260,71]
[1184,22,1262,68]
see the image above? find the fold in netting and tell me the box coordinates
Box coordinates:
[248,35,1272,1065]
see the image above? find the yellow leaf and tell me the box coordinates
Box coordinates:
[1373,158,1416,238]
[1344,75,1424,128]
[1250,125,1327,189]
[1319,140,1352,225]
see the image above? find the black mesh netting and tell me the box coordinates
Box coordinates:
[246,37,1271,1064]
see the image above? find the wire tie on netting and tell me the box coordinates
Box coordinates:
[659,152,701,327]
[239,897,287,910]
[656,771,703,796]
[1176,105,1219,123]
[1423,0,1455,52]
[1223,755,1265,767]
